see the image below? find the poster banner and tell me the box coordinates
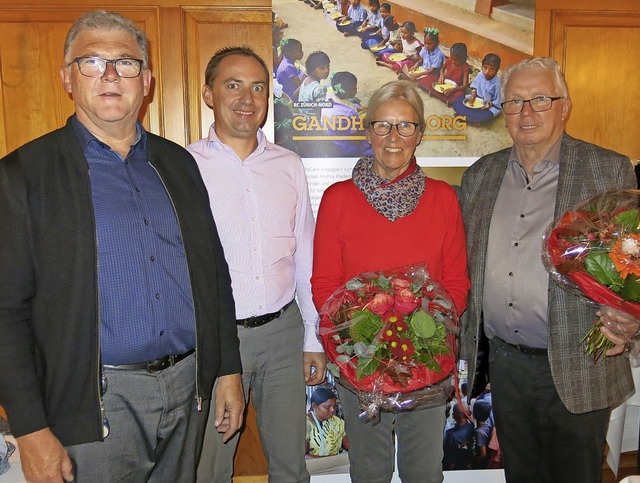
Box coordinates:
[273,0,522,176]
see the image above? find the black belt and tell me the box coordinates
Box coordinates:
[104,349,195,373]
[237,300,295,328]
[503,340,548,356]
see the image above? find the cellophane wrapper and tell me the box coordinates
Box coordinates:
[542,189,640,357]
[318,264,459,423]
[542,189,640,316]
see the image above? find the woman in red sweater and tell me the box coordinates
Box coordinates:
[311,80,469,483]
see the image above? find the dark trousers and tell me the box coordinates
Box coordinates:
[488,337,610,483]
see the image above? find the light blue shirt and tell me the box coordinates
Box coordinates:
[470,72,502,116]
[348,4,368,22]
[420,46,445,71]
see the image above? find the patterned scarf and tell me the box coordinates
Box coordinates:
[352,156,426,222]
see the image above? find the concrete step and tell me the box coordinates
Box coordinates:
[411,0,534,33]
[492,3,535,32]
[509,0,535,7]
[391,0,533,68]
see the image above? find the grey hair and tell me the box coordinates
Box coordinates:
[500,57,569,101]
[64,10,149,68]
[365,80,425,128]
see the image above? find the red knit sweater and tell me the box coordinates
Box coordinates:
[311,177,470,315]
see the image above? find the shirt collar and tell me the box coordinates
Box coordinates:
[71,114,145,156]
[508,135,563,174]
[205,123,267,159]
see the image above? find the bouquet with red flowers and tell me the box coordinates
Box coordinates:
[318,264,459,422]
[542,189,640,361]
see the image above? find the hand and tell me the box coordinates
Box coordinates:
[304,351,327,385]
[213,373,245,442]
[17,428,74,482]
[598,306,640,356]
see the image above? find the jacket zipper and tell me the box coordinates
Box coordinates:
[149,164,202,410]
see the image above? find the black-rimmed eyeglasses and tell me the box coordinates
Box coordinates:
[501,96,564,115]
[369,121,421,137]
[68,56,144,78]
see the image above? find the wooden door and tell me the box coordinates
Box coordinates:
[535,0,640,161]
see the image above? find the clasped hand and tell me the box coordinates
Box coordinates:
[598,306,640,356]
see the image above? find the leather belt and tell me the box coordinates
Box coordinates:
[504,340,548,356]
[104,349,195,373]
[237,300,295,328]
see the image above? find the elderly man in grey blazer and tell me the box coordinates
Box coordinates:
[459,57,639,483]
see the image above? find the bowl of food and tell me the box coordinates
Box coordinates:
[388,53,407,62]
[463,96,485,109]
[432,79,457,93]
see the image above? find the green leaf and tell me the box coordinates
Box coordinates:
[614,209,640,232]
[356,355,379,379]
[620,274,640,302]
[349,310,384,345]
[584,251,624,291]
[345,278,365,290]
[374,273,392,290]
[410,310,436,338]
[423,358,442,373]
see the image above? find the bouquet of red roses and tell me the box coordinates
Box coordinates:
[542,189,640,361]
[318,264,459,421]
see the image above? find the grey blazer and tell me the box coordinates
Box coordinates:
[460,133,636,414]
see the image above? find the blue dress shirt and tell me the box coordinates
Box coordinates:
[72,117,196,365]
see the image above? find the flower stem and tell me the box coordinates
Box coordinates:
[580,321,614,363]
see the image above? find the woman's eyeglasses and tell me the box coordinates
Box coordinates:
[369,121,421,137]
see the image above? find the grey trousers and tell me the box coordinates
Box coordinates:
[66,353,205,482]
[197,302,309,483]
[338,382,445,483]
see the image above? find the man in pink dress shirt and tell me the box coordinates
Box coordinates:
[187,46,326,483]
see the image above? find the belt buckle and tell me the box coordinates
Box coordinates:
[146,356,170,373]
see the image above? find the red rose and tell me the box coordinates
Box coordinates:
[394,288,420,315]
[390,277,411,291]
[369,292,394,316]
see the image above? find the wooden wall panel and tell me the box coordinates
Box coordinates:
[0,1,270,154]
[535,1,640,161]
[183,7,272,144]
[0,8,162,155]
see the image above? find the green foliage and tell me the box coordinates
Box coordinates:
[356,355,380,378]
[410,310,436,338]
[621,274,640,303]
[585,251,624,292]
[348,310,384,345]
[371,272,392,290]
[614,209,640,232]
